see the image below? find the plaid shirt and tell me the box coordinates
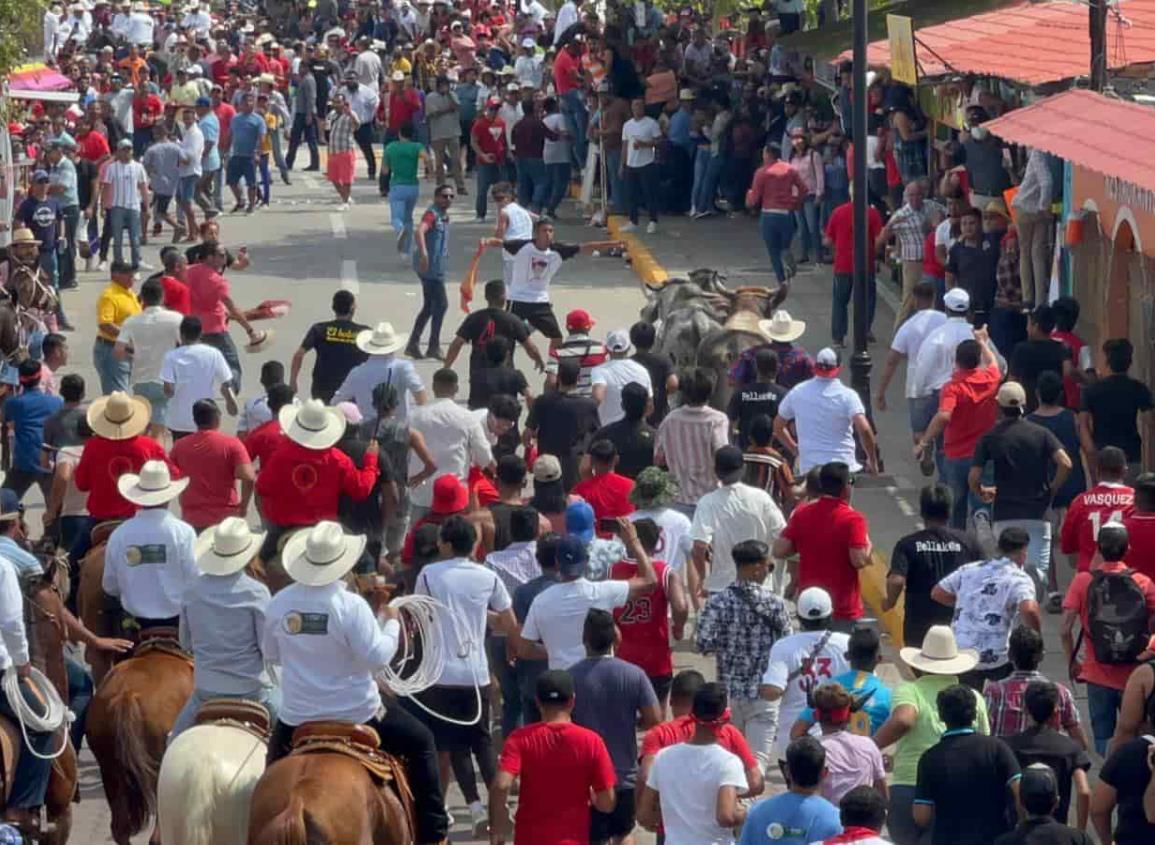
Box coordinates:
[696,580,793,700]
[326,110,359,154]
[994,227,1022,308]
[731,342,815,391]
[984,669,1082,737]
[888,202,932,261]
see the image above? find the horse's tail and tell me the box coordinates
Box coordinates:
[260,795,324,845]
[109,690,159,837]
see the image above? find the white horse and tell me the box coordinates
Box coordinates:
[157,723,267,845]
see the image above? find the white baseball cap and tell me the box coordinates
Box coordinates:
[797,587,833,620]
[943,287,970,312]
[606,329,633,354]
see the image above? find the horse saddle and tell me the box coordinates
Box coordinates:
[89,520,125,550]
[133,628,193,665]
[194,699,271,740]
[290,722,416,820]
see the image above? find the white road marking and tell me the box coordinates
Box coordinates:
[330,213,347,239]
[303,175,320,190]
[886,485,917,518]
[340,259,359,294]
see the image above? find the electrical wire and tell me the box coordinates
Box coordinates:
[2,667,73,760]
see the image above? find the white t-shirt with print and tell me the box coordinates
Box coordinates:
[936,558,1036,670]
[648,742,747,845]
[506,241,577,304]
[622,116,662,169]
[761,630,852,757]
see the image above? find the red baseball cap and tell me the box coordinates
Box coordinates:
[566,309,595,331]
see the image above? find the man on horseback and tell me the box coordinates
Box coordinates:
[0,229,57,371]
[263,520,450,844]
[102,461,198,633]
[169,517,275,738]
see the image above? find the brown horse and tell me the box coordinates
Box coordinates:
[85,641,193,845]
[75,521,122,685]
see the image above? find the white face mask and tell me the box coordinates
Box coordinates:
[970,126,989,141]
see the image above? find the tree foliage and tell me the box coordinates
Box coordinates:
[0,0,47,80]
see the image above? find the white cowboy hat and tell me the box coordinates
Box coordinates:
[899,625,980,676]
[195,517,266,576]
[87,390,152,440]
[355,322,408,356]
[758,310,806,343]
[117,460,190,507]
[279,399,346,451]
[281,521,366,587]
[244,328,274,353]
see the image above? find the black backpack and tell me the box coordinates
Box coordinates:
[1086,569,1150,665]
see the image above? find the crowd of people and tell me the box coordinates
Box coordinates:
[0,1,1154,844]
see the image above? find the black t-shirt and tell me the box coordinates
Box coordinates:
[526,390,600,488]
[726,380,787,449]
[1099,738,1155,845]
[1081,374,1154,462]
[993,818,1093,845]
[300,318,370,400]
[456,307,530,374]
[1010,339,1070,413]
[1004,727,1091,825]
[947,235,1000,313]
[631,350,674,424]
[43,406,86,450]
[915,731,1021,845]
[468,364,528,411]
[592,418,655,479]
[890,526,981,647]
[973,417,1065,521]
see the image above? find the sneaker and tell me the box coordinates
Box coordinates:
[618,222,637,232]
[784,253,798,277]
[425,346,445,361]
[347,195,356,206]
[245,205,256,215]
[230,202,245,214]
[97,260,108,272]
[336,202,349,211]
[84,257,93,273]
[281,172,292,186]
[693,209,714,220]
[918,445,936,477]
[473,216,487,223]
[468,801,488,838]
[689,205,698,217]
[137,261,155,271]
[458,187,469,196]
[646,221,658,234]
[404,343,424,360]
[396,229,409,254]
[1046,592,1063,614]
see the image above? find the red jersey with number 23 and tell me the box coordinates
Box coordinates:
[1061,482,1134,572]
[611,560,672,677]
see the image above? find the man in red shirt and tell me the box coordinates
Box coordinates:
[244,383,293,469]
[131,86,164,157]
[1062,446,1134,573]
[169,399,254,531]
[915,328,1001,531]
[76,119,111,164]
[255,399,378,564]
[1122,472,1155,580]
[823,193,884,346]
[489,670,616,845]
[746,143,806,284]
[185,241,263,391]
[379,72,423,195]
[470,98,507,221]
[211,87,236,156]
[773,461,872,629]
[572,439,635,531]
[209,43,236,87]
[553,39,587,169]
[158,249,191,314]
[1061,522,1155,754]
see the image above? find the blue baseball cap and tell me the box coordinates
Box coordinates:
[0,489,23,520]
[565,500,595,543]
[195,96,212,108]
[555,535,589,577]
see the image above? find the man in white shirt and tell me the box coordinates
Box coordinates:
[332,322,427,425]
[125,3,154,46]
[352,36,384,88]
[759,587,851,764]
[408,368,492,519]
[520,523,656,670]
[514,38,544,88]
[43,3,62,59]
[181,3,212,36]
[103,461,199,628]
[414,516,517,832]
[176,106,204,238]
[656,367,730,517]
[619,98,663,234]
[553,0,579,44]
[910,288,977,400]
[590,329,652,426]
[160,315,237,438]
[115,277,181,436]
[101,138,149,268]
[690,445,786,597]
[775,347,877,475]
[262,521,449,843]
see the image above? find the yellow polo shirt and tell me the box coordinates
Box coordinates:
[96,282,141,342]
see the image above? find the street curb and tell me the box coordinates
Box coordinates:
[607,215,669,286]
[863,550,906,648]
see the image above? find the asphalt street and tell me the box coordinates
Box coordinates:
[41,162,1084,842]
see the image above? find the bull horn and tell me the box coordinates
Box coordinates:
[767,280,791,312]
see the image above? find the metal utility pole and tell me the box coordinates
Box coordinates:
[1090,0,1108,91]
[850,0,873,430]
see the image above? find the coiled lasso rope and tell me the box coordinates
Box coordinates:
[2,667,73,760]
[375,594,485,728]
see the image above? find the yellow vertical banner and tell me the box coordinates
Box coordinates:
[887,14,918,86]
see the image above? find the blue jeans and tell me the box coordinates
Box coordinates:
[606,148,625,214]
[760,213,795,283]
[516,158,548,212]
[411,275,448,350]
[560,89,588,169]
[545,162,571,214]
[793,195,820,261]
[832,273,877,343]
[258,153,271,205]
[993,518,1052,586]
[66,656,92,751]
[694,151,724,213]
[1086,682,1123,755]
[108,206,141,267]
[389,183,420,255]
[475,162,502,219]
[202,331,241,393]
[0,672,56,808]
[93,338,131,395]
[941,455,981,531]
[691,147,710,212]
[888,784,932,845]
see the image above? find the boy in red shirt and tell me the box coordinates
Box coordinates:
[1061,446,1134,572]
[823,195,884,346]
[572,439,634,534]
[169,399,254,531]
[489,670,616,845]
[1122,472,1155,581]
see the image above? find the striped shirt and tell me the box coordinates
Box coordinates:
[327,111,359,154]
[546,334,608,397]
[887,202,930,261]
[101,159,148,210]
[655,405,730,506]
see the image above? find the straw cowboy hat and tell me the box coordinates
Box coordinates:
[117,460,190,507]
[899,625,979,675]
[9,229,41,248]
[280,399,347,451]
[195,517,266,576]
[281,521,366,587]
[244,328,274,353]
[355,322,408,356]
[759,310,806,343]
[87,390,152,440]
